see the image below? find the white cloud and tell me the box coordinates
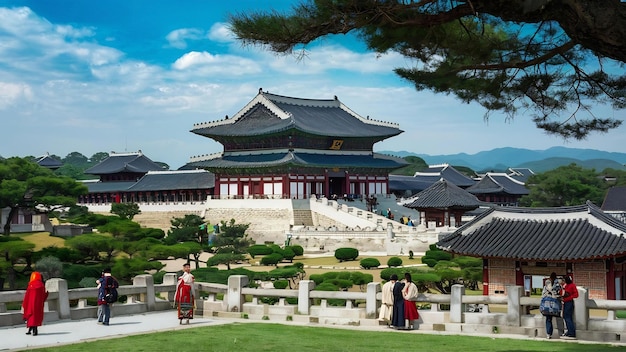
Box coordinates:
[0,81,33,109]
[172,51,262,76]
[207,22,235,43]
[165,28,205,49]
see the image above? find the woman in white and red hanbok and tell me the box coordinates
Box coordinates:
[174,263,195,324]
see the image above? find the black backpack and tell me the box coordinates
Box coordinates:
[104,277,118,303]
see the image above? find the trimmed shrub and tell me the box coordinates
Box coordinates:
[350,271,373,286]
[282,247,295,262]
[424,249,452,261]
[261,253,284,266]
[248,244,273,258]
[360,258,380,269]
[334,247,359,262]
[288,245,304,256]
[387,256,403,267]
[309,274,325,285]
[380,268,404,281]
[422,257,437,267]
[273,280,289,289]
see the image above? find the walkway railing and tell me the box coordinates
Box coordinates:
[1,275,624,342]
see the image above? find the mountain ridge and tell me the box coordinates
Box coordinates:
[378,146,626,172]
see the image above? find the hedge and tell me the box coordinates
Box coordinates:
[334,247,359,262]
[360,257,380,269]
[387,256,403,267]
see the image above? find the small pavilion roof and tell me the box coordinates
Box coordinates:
[602,186,626,212]
[413,164,476,188]
[466,173,529,195]
[190,90,402,139]
[35,153,63,169]
[402,179,481,209]
[85,151,164,175]
[437,201,626,261]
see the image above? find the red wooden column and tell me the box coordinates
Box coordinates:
[483,259,489,295]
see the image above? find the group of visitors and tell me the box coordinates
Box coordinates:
[20,262,195,335]
[379,272,420,330]
[542,272,579,339]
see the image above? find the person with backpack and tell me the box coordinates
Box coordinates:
[97,267,119,326]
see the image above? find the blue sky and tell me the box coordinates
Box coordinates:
[1,1,624,169]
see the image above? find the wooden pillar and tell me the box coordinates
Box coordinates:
[324,169,329,198]
[606,259,616,300]
[483,258,489,295]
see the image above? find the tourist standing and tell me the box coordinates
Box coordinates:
[541,272,562,339]
[562,275,579,339]
[22,271,48,336]
[402,272,419,329]
[378,274,397,322]
[175,263,195,324]
[97,268,119,326]
[390,275,405,329]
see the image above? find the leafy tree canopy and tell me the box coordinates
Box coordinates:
[0,157,87,235]
[519,163,606,206]
[110,202,141,220]
[229,0,626,138]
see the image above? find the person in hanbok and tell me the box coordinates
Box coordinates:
[378,274,398,322]
[175,263,195,324]
[22,272,48,336]
[402,272,420,329]
[390,275,405,329]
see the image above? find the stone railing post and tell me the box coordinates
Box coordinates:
[506,285,523,326]
[46,278,70,319]
[450,284,465,323]
[163,273,177,302]
[298,280,315,315]
[366,282,379,318]
[575,286,588,330]
[133,274,155,311]
[227,275,248,313]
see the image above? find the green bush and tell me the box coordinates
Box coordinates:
[359,258,380,269]
[334,247,359,262]
[309,274,325,285]
[350,272,373,286]
[387,256,403,267]
[248,244,273,258]
[273,280,289,289]
[380,268,404,281]
[261,253,284,266]
[422,257,437,267]
[282,247,296,262]
[424,249,453,261]
[288,245,304,256]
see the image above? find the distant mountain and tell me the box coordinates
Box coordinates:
[378,147,626,172]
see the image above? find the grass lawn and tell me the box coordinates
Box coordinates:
[29,323,624,352]
[17,231,65,250]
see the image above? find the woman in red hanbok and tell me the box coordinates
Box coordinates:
[22,272,48,336]
[174,263,195,324]
[402,272,420,330]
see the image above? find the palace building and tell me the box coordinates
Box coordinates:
[182,89,408,199]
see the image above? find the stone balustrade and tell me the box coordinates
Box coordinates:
[1,276,624,342]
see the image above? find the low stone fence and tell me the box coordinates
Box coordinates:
[1,276,624,343]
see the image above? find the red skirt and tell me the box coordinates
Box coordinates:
[404,300,419,320]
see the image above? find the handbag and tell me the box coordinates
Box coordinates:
[539,296,561,316]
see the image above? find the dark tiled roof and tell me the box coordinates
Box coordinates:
[191,91,402,139]
[127,170,214,191]
[35,154,63,169]
[402,179,481,209]
[466,174,529,195]
[602,186,626,211]
[184,151,408,169]
[413,164,475,188]
[83,181,136,193]
[389,175,433,193]
[437,201,626,261]
[508,168,535,182]
[85,152,164,175]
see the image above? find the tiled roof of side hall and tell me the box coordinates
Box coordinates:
[181,151,408,170]
[413,164,476,188]
[35,154,63,168]
[83,181,136,193]
[84,152,165,175]
[602,186,626,212]
[127,170,214,191]
[389,175,433,193]
[466,173,529,195]
[190,91,403,139]
[402,179,482,209]
[436,201,626,261]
